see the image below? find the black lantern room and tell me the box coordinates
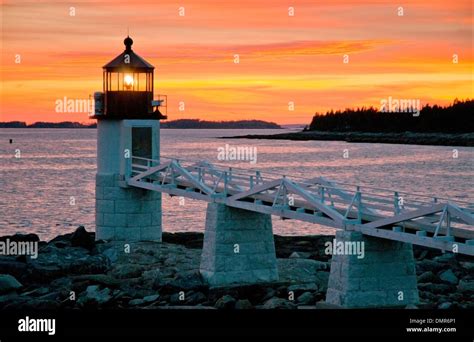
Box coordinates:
[92,36,166,120]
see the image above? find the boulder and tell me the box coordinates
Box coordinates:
[70,226,95,250]
[0,275,22,294]
[235,299,253,310]
[79,285,112,306]
[215,295,236,309]
[438,269,458,285]
[418,283,452,294]
[0,258,28,280]
[460,262,474,271]
[458,280,474,293]
[185,292,207,305]
[417,271,438,284]
[143,294,160,303]
[262,297,296,309]
[72,274,121,288]
[438,302,453,309]
[129,298,145,306]
[166,270,205,291]
[417,259,446,274]
[111,264,145,279]
[26,246,109,282]
[297,292,315,305]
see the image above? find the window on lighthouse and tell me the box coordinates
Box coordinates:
[132,127,152,163]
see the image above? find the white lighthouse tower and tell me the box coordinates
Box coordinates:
[92,36,166,242]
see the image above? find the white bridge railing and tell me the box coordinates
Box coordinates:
[127,155,474,256]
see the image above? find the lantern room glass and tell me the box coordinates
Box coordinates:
[104,71,153,92]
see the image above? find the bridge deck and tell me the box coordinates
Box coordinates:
[126,156,474,256]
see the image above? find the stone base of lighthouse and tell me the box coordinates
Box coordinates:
[200,203,279,287]
[95,173,162,242]
[325,230,419,308]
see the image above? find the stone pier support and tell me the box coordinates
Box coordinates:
[200,203,279,287]
[325,230,419,308]
[95,173,162,242]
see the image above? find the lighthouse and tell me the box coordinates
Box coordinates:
[91,36,166,242]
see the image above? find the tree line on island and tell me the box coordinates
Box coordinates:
[306,99,473,133]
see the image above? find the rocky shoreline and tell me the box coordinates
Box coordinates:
[0,227,473,310]
[224,131,474,147]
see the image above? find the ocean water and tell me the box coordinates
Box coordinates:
[0,128,473,241]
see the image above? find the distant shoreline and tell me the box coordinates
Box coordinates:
[0,119,282,130]
[224,131,474,147]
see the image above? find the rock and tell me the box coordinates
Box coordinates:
[460,262,474,271]
[143,294,160,303]
[289,252,311,259]
[297,292,314,305]
[417,271,438,284]
[235,299,253,309]
[79,285,112,306]
[129,298,145,306]
[438,269,458,285]
[315,271,329,292]
[278,259,329,284]
[418,283,452,294]
[0,258,28,280]
[262,288,276,302]
[21,287,49,297]
[458,280,474,293]
[433,253,455,263]
[70,226,95,250]
[0,274,22,294]
[438,302,452,309]
[417,259,446,273]
[167,270,205,291]
[27,246,109,282]
[72,274,121,288]
[416,250,429,260]
[288,283,318,292]
[215,295,236,309]
[102,247,119,264]
[20,299,60,310]
[262,297,296,309]
[111,264,145,279]
[185,292,207,305]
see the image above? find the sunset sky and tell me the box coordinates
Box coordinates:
[1,0,472,124]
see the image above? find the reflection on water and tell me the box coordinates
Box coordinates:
[0,128,473,240]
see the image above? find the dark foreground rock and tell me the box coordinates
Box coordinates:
[0,227,473,309]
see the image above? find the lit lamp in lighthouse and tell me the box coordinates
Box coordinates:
[124,74,134,90]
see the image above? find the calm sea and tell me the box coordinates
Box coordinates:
[0,128,473,241]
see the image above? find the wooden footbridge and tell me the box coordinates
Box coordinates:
[127,156,474,256]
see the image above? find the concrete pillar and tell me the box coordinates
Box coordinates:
[200,203,279,287]
[325,230,419,308]
[95,120,162,242]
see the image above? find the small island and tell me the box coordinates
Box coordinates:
[227,100,474,147]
